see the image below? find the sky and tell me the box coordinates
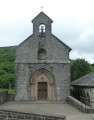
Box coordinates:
[0,0,94,64]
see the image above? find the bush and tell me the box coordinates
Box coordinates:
[0,74,14,88]
[0,70,6,76]
[71,59,91,82]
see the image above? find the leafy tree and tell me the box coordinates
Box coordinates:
[0,70,6,76]
[0,46,16,88]
[0,74,14,88]
[71,59,91,82]
[0,62,14,74]
[0,46,16,63]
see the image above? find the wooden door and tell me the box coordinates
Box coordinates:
[38,82,47,100]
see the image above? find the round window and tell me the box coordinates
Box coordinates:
[38,49,47,60]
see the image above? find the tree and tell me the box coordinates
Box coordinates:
[0,62,14,74]
[0,70,6,76]
[0,46,16,88]
[0,46,16,63]
[0,74,14,88]
[71,59,91,82]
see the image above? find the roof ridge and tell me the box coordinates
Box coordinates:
[32,12,53,23]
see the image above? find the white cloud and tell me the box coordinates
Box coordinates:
[70,51,94,64]
[0,0,94,63]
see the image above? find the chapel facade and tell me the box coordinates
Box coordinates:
[15,12,71,101]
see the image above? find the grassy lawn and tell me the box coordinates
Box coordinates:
[0,88,14,94]
[90,66,94,72]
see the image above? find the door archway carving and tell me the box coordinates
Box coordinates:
[30,69,54,100]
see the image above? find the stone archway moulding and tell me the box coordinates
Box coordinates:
[30,68,54,100]
[31,68,54,85]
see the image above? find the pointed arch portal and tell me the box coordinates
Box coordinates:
[31,69,54,100]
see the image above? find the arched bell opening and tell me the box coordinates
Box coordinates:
[39,24,46,33]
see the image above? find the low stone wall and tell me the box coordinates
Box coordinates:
[0,109,66,120]
[0,91,8,105]
[6,94,14,102]
[67,96,94,113]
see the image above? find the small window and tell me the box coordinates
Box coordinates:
[39,24,45,33]
[38,48,47,60]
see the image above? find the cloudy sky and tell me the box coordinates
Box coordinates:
[0,0,94,63]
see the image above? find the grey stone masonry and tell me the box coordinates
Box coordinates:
[15,12,71,101]
[0,91,8,105]
[67,96,94,113]
[0,109,66,120]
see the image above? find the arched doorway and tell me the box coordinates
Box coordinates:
[30,69,54,100]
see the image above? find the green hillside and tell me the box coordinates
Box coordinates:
[0,46,16,88]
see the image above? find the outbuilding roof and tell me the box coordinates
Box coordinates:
[71,72,94,87]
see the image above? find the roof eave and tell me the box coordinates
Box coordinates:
[71,84,94,88]
[51,34,72,51]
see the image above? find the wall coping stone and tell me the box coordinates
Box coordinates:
[0,109,66,120]
[67,96,94,113]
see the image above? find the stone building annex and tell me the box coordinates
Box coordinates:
[71,72,94,108]
[15,12,71,101]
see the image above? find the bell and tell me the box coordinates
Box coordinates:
[41,26,44,33]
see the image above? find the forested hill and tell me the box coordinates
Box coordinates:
[0,46,16,63]
[0,46,16,88]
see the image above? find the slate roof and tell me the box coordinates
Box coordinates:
[52,34,72,51]
[71,72,94,87]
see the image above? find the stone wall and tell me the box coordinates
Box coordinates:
[0,91,8,104]
[0,109,66,120]
[71,86,94,108]
[67,96,94,113]
[6,94,14,102]
[15,63,70,101]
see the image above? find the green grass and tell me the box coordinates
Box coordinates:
[0,88,14,94]
[90,66,94,72]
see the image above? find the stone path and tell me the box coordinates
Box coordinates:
[0,101,94,120]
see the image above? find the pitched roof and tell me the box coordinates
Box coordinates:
[52,34,72,51]
[32,12,53,23]
[71,72,94,87]
[15,34,33,51]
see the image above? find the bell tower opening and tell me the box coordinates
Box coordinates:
[39,24,45,33]
[32,12,53,34]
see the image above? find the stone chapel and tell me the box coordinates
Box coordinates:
[15,12,71,101]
